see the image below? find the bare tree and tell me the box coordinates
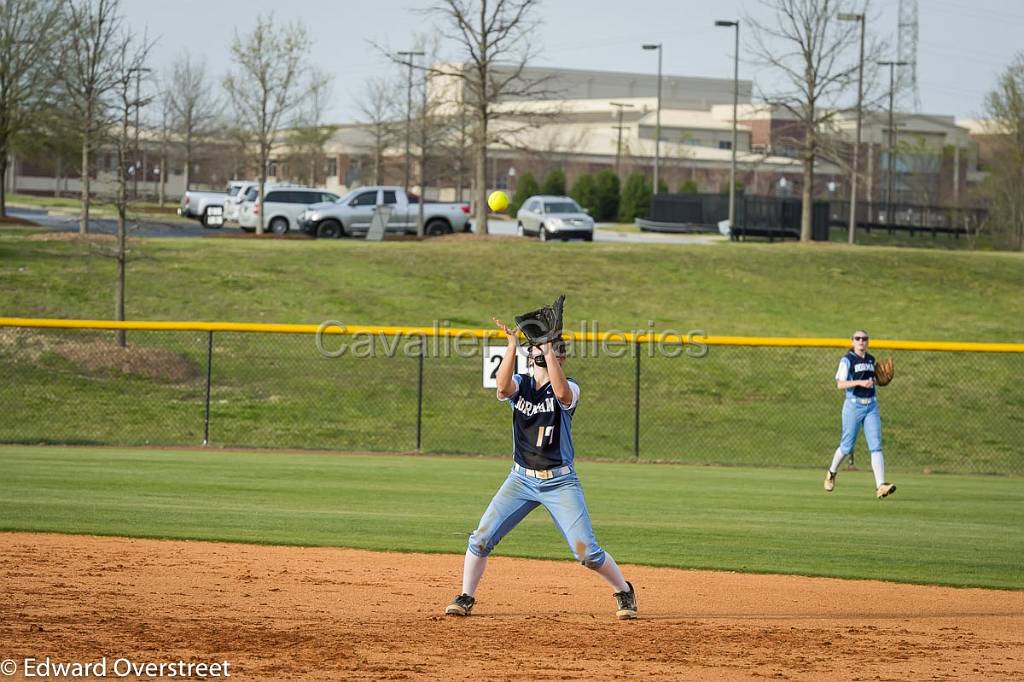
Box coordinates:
[414,68,448,235]
[10,98,81,198]
[403,34,462,235]
[451,99,471,201]
[166,54,219,193]
[284,67,337,186]
[0,0,62,216]
[426,0,552,234]
[215,121,254,181]
[981,52,1024,251]
[746,0,872,241]
[106,32,153,346]
[223,14,309,234]
[355,76,400,186]
[508,126,591,185]
[60,0,124,234]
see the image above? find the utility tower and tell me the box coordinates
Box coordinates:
[897,0,921,111]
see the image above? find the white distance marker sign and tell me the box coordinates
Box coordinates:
[483,345,529,388]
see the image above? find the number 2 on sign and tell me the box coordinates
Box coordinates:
[535,425,554,447]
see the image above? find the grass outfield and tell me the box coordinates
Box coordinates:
[0,231,1021,471]
[1,446,1021,590]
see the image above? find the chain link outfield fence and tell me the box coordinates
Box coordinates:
[1,318,1021,475]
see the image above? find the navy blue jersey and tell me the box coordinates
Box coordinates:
[506,373,579,470]
[837,350,876,399]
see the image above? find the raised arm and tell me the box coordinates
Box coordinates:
[543,342,574,407]
[493,318,520,400]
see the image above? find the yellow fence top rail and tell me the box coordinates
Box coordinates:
[1,317,1022,353]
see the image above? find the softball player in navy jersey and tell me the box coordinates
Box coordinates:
[445,319,637,619]
[824,330,896,498]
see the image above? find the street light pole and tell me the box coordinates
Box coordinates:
[642,44,662,193]
[840,13,865,244]
[610,101,634,177]
[715,20,740,228]
[397,50,425,193]
[131,67,152,200]
[879,60,908,228]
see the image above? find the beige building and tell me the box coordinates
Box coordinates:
[4,66,985,208]
[303,65,975,205]
[291,66,839,201]
[4,128,248,202]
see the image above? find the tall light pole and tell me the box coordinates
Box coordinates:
[715,20,740,228]
[642,44,662,193]
[879,60,909,228]
[610,101,634,177]
[840,13,865,244]
[397,50,425,193]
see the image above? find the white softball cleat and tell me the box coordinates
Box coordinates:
[876,483,897,499]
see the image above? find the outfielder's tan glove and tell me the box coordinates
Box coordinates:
[875,356,895,386]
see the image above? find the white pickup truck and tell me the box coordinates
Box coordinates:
[177,180,259,228]
[177,190,225,228]
[222,181,257,223]
[297,186,472,238]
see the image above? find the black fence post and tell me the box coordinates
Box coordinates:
[633,341,641,462]
[416,338,424,451]
[203,330,213,446]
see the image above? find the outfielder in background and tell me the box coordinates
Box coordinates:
[444,315,638,620]
[824,329,897,499]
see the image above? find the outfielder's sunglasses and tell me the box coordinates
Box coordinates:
[853,336,869,341]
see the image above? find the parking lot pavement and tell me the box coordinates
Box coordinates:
[487,218,725,245]
[5,208,219,238]
[5,209,726,245]
[593,226,726,245]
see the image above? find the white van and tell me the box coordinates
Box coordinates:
[238,186,340,234]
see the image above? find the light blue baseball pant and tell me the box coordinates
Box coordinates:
[467,467,606,569]
[840,398,883,454]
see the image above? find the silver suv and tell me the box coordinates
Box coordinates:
[515,195,595,241]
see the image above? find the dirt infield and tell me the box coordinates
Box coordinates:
[1,533,1021,681]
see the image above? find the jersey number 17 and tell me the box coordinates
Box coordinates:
[535,425,555,447]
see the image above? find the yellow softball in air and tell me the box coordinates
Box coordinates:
[487,190,510,213]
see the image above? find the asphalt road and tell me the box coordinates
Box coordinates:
[6,208,724,245]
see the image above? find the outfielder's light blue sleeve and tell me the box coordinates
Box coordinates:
[502,374,523,406]
[835,357,850,382]
[558,380,580,411]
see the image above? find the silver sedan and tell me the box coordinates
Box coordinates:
[515,195,594,241]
